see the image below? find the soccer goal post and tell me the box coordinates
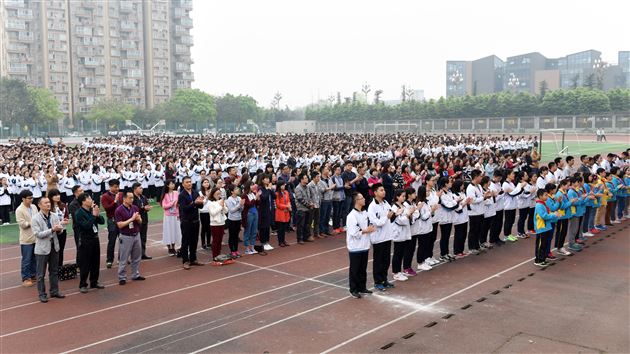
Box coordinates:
[539,128,567,157]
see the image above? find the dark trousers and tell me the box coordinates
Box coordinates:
[490,210,504,243]
[227,219,241,252]
[481,216,493,244]
[341,195,353,227]
[92,191,101,207]
[545,223,555,255]
[259,226,270,244]
[319,200,332,234]
[78,239,100,288]
[428,222,438,258]
[404,235,419,269]
[349,250,369,293]
[439,223,452,256]
[106,218,118,263]
[517,207,530,234]
[554,219,568,249]
[140,222,148,256]
[276,221,288,244]
[582,206,592,233]
[467,215,483,250]
[332,200,343,229]
[392,240,409,273]
[527,207,535,232]
[200,213,211,246]
[503,209,516,236]
[295,210,310,241]
[453,222,468,254]
[0,205,10,224]
[535,231,552,263]
[180,220,199,263]
[372,240,391,285]
[57,231,67,267]
[309,208,320,237]
[36,248,59,296]
[415,233,432,263]
[210,225,224,258]
[605,201,616,224]
[72,227,81,265]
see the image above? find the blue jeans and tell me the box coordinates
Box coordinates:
[319,200,332,234]
[582,206,591,233]
[244,211,258,247]
[21,243,36,281]
[587,206,597,230]
[616,197,626,219]
[332,200,343,229]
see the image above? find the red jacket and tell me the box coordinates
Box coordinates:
[275,191,291,223]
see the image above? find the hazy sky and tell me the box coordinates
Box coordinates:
[190,0,629,108]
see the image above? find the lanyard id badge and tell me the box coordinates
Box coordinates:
[92,224,98,233]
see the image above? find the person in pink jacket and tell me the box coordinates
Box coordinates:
[161,180,182,256]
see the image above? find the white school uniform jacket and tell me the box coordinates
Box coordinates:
[411,202,433,235]
[466,183,485,216]
[490,181,504,211]
[78,171,91,190]
[434,191,461,225]
[501,181,523,210]
[427,190,439,224]
[536,176,547,190]
[0,186,11,206]
[153,169,165,187]
[367,199,393,244]
[91,172,103,192]
[517,183,535,209]
[483,188,497,218]
[62,176,75,196]
[554,169,565,182]
[451,192,469,225]
[346,208,372,252]
[390,203,411,242]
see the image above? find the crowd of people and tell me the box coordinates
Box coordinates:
[1,133,628,302]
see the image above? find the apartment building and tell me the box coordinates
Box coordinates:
[0,0,194,122]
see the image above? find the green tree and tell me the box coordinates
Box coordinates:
[606,88,630,111]
[577,89,610,114]
[167,88,217,125]
[215,93,261,131]
[28,87,63,123]
[85,98,134,126]
[0,78,35,127]
[583,73,596,89]
[538,80,548,98]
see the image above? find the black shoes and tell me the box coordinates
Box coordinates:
[91,283,105,289]
[141,255,152,260]
[350,291,362,299]
[50,293,65,299]
[359,289,373,294]
[132,276,146,281]
[119,280,126,285]
[39,295,48,303]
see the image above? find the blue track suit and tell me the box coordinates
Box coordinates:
[534,200,558,263]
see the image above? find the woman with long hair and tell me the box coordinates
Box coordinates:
[47,188,69,267]
[435,176,458,262]
[226,185,244,257]
[198,178,212,250]
[208,187,228,261]
[242,181,260,255]
[257,174,274,251]
[275,181,291,247]
[160,180,181,256]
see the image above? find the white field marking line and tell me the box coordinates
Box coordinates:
[189,253,540,353]
[0,221,166,252]
[238,260,348,290]
[0,264,186,312]
[1,244,348,339]
[0,235,169,276]
[320,256,541,353]
[60,265,351,354]
[118,278,349,354]
[0,229,167,261]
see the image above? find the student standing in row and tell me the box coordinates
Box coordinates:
[367,183,395,291]
[161,180,181,256]
[390,189,413,282]
[534,189,559,267]
[346,192,375,299]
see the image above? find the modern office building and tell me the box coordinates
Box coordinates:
[446,50,628,97]
[0,0,194,122]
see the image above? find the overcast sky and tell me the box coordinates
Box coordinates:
[190,0,629,108]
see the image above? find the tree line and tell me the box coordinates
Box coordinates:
[305,88,630,122]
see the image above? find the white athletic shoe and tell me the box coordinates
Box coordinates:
[429,257,440,265]
[393,272,408,282]
[558,247,572,256]
[612,220,621,224]
[263,243,274,251]
[582,232,595,237]
[418,262,432,271]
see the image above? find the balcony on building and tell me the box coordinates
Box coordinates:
[125,49,142,58]
[121,59,137,69]
[7,42,27,52]
[181,72,194,80]
[18,31,34,41]
[120,21,136,31]
[175,44,188,54]
[81,57,101,67]
[4,0,25,8]
[119,1,133,12]
[74,8,93,18]
[175,80,190,89]
[174,25,187,35]
[121,39,136,49]
[173,8,186,18]
[179,17,193,28]
[8,62,28,74]
[179,35,193,45]
[6,19,27,30]
[82,77,104,88]
[180,0,193,10]
[75,25,93,36]
[16,8,33,19]
[175,62,190,72]
[122,78,138,88]
[81,0,97,8]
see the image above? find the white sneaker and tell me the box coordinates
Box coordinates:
[582,232,594,237]
[558,247,572,256]
[612,220,621,224]
[428,257,439,265]
[418,262,432,271]
[263,243,273,251]
[393,272,408,281]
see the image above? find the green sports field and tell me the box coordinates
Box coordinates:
[539,141,628,163]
